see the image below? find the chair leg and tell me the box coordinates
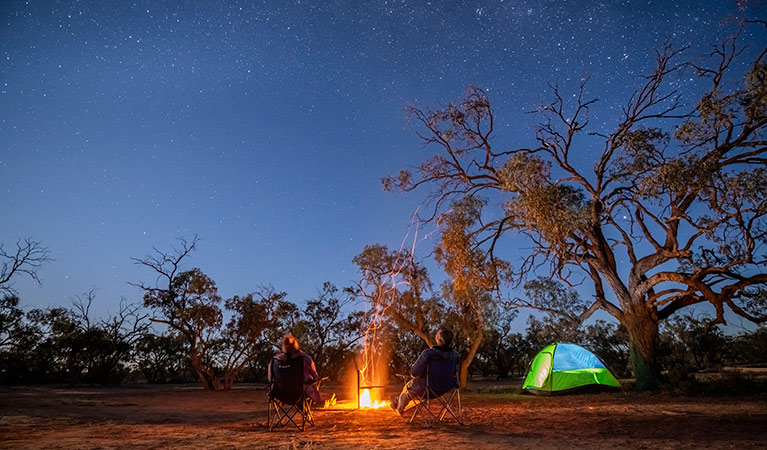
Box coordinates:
[408,392,440,427]
[407,396,430,427]
[269,401,309,432]
[437,391,453,422]
[457,389,463,425]
[435,389,463,425]
[407,397,420,424]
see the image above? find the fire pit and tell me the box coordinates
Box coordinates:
[322,368,388,410]
[356,369,387,409]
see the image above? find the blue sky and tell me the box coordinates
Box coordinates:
[2,0,765,328]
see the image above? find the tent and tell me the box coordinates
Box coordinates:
[522,343,620,394]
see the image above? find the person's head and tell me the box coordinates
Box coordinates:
[435,327,454,347]
[281,335,299,354]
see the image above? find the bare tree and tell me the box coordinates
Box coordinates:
[385,32,767,389]
[0,238,52,296]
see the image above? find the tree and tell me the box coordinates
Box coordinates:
[0,295,45,383]
[218,286,285,389]
[295,282,364,378]
[658,314,731,372]
[69,290,149,384]
[728,325,767,366]
[23,306,76,383]
[352,244,443,346]
[0,295,27,351]
[352,244,445,385]
[134,331,193,383]
[132,237,223,390]
[434,197,511,387]
[581,320,630,378]
[385,31,767,389]
[0,238,51,296]
[512,278,587,348]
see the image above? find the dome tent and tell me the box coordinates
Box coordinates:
[523,343,620,394]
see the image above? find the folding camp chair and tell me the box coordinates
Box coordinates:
[267,356,315,432]
[406,358,463,428]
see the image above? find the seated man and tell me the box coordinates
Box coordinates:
[390,327,459,416]
[268,335,322,403]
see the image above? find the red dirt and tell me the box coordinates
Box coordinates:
[1,383,765,449]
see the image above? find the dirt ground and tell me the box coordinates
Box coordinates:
[1,382,766,449]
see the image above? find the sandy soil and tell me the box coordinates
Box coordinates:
[1,383,766,449]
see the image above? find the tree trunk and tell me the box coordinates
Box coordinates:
[189,351,219,390]
[623,304,659,391]
[459,328,482,389]
[222,370,236,390]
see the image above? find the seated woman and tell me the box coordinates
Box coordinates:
[268,335,322,403]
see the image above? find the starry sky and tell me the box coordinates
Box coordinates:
[2,0,765,319]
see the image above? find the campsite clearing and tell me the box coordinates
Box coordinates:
[1,383,765,449]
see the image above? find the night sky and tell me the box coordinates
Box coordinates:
[2,1,765,318]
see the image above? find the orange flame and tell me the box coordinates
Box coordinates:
[323,393,337,409]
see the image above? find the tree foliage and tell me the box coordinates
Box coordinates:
[385,31,767,389]
[133,237,284,389]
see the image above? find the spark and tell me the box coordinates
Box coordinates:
[357,206,437,395]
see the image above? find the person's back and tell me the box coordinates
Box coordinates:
[391,327,459,415]
[269,352,305,404]
[268,335,321,403]
[414,346,459,396]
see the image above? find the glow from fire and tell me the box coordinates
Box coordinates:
[359,389,387,409]
[321,391,386,410]
[357,211,434,395]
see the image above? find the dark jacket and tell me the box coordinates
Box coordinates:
[268,350,321,402]
[409,345,459,395]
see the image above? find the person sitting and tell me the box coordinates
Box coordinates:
[390,327,459,416]
[268,335,322,403]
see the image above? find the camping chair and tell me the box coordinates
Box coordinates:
[267,356,317,432]
[406,358,463,428]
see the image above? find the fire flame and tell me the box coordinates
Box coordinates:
[359,389,387,409]
[323,393,337,409]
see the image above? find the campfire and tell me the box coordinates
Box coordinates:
[356,368,387,409]
[358,388,387,409]
[322,245,406,411]
[323,369,388,410]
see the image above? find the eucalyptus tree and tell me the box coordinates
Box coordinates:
[385,32,767,389]
[219,286,285,389]
[132,237,223,389]
[434,197,508,387]
[352,244,444,347]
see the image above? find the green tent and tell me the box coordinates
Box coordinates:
[523,343,620,394]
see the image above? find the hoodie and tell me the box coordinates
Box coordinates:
[410,345,460,384]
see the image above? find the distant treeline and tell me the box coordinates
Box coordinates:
[2,289,765,388]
